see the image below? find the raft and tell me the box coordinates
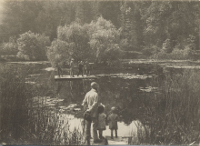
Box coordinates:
[54,75,98,81]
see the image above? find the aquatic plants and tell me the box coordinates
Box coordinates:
[131,69,200,145]
[0,64,83,145]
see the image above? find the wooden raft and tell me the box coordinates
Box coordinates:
[54,75,98,81]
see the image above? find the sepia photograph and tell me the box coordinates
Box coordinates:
[0,0,199,145]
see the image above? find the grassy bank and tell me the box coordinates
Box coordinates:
[130,69,200,145]
[0,64,83,145]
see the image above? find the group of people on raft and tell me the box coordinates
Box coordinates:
[56,58,92,77]
[82,82,119,145]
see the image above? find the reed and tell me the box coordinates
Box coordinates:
[130,69,200,145]
[0,64,83,145]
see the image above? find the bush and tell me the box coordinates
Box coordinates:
[17,31,50,61]
[151,47,193,60]
[0,37,18,55]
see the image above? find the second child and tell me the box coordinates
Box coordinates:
[107,107,119,139]
[97,104,106,139]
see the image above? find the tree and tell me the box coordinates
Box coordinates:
[88,17,121,62]
[119,1,144,51]
[142,1,199,51]
[17,31,50,60]
[57,22,92,61]
[47,39,73,67]
[98,1,121,28]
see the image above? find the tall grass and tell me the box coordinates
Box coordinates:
[0,64,83,145]
[130,69,200,145]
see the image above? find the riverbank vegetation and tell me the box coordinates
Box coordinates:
[1,63,200,145]
[0,65,83,145]
[0,1,199,62]
[130,69,200,145]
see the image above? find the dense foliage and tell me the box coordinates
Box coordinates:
[0,1,199,61]
[47,17,121,66]
[57,22,91,61]
[47,39,73,67]
[88,17,121,62]
[17,31,50,60]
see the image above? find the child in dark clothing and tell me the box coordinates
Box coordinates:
[107,107,118,139]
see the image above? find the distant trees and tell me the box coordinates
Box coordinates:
[0,1,199,61]
[142,1,199,50]
[119,1,144,51]
[17,31,50,60]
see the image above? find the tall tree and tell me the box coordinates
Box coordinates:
[88,17,121,62]
[142,1,199,50]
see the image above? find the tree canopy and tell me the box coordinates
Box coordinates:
[17,31,50,60]
[0,1,199,61]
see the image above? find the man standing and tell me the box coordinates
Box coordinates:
[56,62,63,77]
[84,60,89,76]
[82,82,101,144]
[77,61,84,76]
[69,58,75,77]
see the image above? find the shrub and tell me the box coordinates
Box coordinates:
[0,37,18,55]
[17,31,50,61]
[151,47,193,60]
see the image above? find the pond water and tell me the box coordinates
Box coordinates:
[3,60,200,138]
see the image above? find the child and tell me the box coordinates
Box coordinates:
[56,62,63,77]
[97,104,106,139]
[107,107,118,139]
[69,59,75,77]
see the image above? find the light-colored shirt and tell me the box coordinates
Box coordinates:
[82,88,99,117]
[70,61,75,68]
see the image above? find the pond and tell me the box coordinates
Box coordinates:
[4,60,200,138]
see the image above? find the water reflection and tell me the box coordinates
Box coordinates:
[57,74,152,126]
[59,113,140,137]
